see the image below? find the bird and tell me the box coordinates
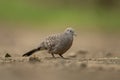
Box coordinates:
[22,27,76,58]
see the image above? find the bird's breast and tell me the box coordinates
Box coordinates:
[58,36,73,54]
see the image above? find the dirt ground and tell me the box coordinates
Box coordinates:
[0,27,120,80]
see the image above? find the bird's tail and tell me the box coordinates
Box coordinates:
[22,47,41,57]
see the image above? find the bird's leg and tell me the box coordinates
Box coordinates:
[59,54,70,59]
[51,53,56,58]
[59,54,65,58]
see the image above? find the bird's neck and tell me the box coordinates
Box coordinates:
[64,32,73,39]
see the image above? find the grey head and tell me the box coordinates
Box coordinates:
[64,27,76,36]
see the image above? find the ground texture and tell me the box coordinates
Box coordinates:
[0,27,120,80]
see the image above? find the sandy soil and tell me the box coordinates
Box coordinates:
[0,27,120,80]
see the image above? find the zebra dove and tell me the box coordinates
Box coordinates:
[22,27,76,58]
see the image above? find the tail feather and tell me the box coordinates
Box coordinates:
[22,47,41,57]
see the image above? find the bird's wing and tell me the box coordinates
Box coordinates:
[43,33,61,49]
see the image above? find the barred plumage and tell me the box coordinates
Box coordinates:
[22,28,76,58]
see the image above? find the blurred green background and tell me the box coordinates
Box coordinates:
[0,0,120,32]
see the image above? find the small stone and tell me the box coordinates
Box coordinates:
[5,53,11,57]
[29,56,41,62]
[77,50,88,55]
[105,52,112,57]
[68,52,77,58]
[80,63,87,68]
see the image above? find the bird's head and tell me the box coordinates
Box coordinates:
[64,27,76,36]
